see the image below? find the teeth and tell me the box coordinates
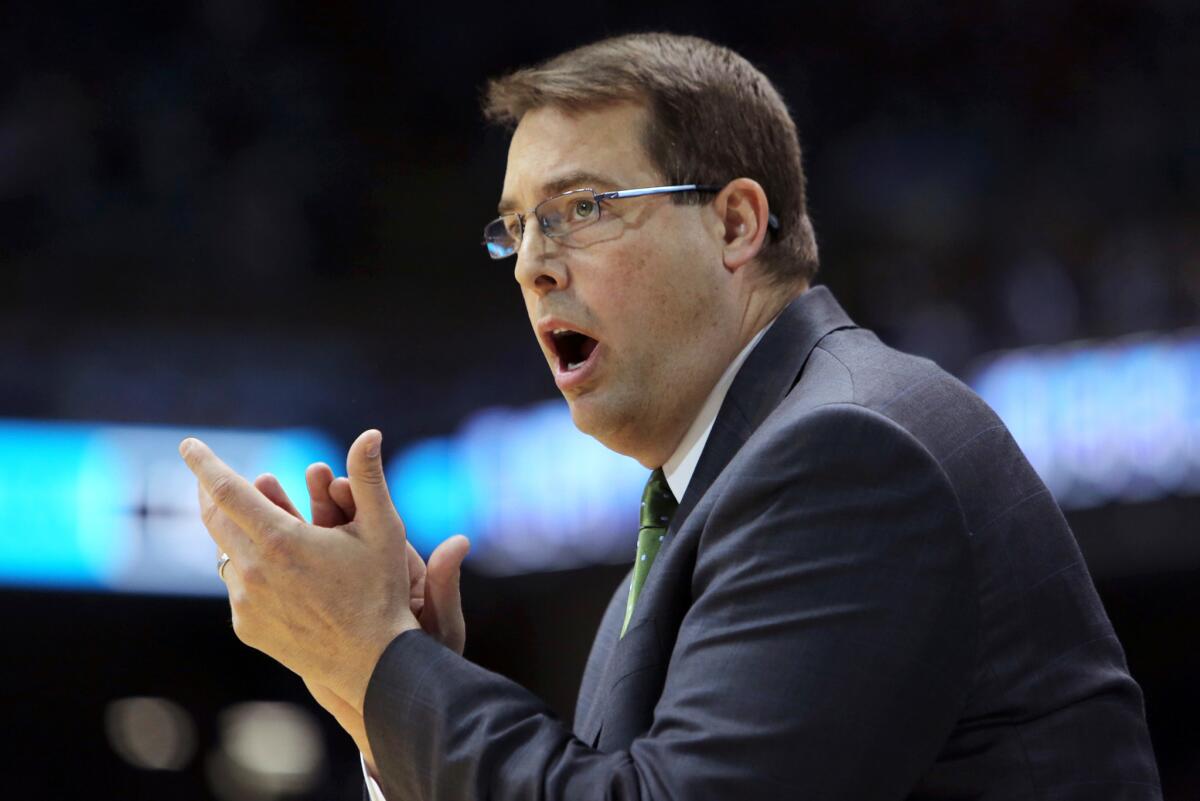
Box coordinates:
[567,361,584,371]
[553,328,569,335]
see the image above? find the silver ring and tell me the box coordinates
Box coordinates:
[217,552,231,580]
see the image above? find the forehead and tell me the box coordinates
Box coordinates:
[498,102,659,211]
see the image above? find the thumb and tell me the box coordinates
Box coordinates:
[346,429,399,533]
[422,535,470,655]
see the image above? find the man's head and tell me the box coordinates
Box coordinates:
[483,34,817,466]
[484,33,819,284]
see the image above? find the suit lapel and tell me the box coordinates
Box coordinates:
[670,285,859,534]
[578,285,859,749]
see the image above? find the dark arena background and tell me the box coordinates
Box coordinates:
[2,1,1198,798]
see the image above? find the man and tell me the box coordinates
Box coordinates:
[182,33,1161,799]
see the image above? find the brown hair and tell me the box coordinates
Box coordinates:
[482,32,819,285]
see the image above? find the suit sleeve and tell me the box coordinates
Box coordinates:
[363,402,977,800]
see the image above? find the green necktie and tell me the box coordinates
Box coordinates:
[621,467,678,637]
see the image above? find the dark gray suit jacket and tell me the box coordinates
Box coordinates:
[364,286,1161,800]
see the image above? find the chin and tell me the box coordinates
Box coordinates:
[565,393,643,460]
[564,395,603,438]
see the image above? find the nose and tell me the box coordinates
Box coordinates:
[513,224,568,296]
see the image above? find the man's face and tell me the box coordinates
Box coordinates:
[499,102,741,465]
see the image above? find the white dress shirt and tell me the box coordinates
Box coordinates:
[661,320,773,502]
[363,319,775,799]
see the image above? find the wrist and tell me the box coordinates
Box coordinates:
[342,618,423,714]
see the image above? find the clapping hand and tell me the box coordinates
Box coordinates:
[180,430,470,769]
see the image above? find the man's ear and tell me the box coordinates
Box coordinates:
[714,178,771,272]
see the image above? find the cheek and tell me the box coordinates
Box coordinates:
[631,248,716,326]
[601,252,663,326]
[606,253,704,364]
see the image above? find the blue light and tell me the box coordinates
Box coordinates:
[0,421,127,588]
[0,421,339,594]
[0,406,649,590]
[970,330,1200,510]
[385,399,649,575]
[386,437,478,558]
[9,326,1198,592]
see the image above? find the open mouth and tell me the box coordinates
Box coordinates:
[549,328,599,372]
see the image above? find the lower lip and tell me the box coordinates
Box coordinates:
[553,342,602,391]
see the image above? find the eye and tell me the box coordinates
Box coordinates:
[572,199,596,220]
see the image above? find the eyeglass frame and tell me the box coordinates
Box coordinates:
[482,183,781,260]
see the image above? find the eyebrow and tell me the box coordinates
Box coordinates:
[497,170,622,214]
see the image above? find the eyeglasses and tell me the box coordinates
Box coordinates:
[482,183,780,260]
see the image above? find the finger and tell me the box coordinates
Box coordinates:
[305,463,349,527]
[407,541,427,607]
[215,548,247,642]
[254,473,305,521]
[328,477,356,520]
[345,430,402,535]
[197,482,252,558]
[180,437,298,544]
[407,540,427,586]
[421,535,470,655]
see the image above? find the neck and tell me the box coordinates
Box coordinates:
[629,280,807,468]
[736,279,804,352]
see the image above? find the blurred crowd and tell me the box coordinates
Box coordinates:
[1,1,1195,443]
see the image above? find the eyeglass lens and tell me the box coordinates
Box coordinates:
[484,190,603,260]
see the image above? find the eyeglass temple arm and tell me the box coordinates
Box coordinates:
[599,184,780,230]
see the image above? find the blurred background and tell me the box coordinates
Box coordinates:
[2,0,1197,797]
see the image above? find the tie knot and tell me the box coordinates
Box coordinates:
[640,467,678,530]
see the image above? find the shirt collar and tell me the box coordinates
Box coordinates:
[662,318,776,501]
